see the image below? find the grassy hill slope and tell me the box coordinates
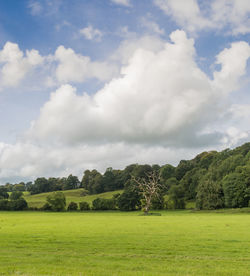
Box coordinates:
[24,189,123,208]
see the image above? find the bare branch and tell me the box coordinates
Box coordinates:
[131,170,162,214]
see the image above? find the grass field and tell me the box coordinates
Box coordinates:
[23,189,123,208]
[0,210,250,275]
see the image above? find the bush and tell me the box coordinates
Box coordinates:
[0,187,9,199]
[41,202,52,211]
[8,198,28,211]
[79,201,90,211]
[46,191,66,211]
[67,201,78,211]
[117,190,141,211]
[0,199,9,210]
[92,198,116,210]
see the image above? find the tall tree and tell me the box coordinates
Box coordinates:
[132,170,162,214]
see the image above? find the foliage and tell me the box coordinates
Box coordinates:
[168,184,185,209]
[151,193,165,210]
[41,202,52,211]
[0,198,27,211]
[92,198,116,210]
[0,186,9,199]
[10,191,23,200]
[180,168,206,200]
[196,175,224,210]
[0,199,9,210]
[175,160,194,181]
[46,192,66,211]
[117,189,141,211]
[222,172,250,208]
[79,201,90,211]
[67,201,78,211]
[64,175,80,190]
[8,198,28,211]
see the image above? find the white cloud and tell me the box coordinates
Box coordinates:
[79,25,103,41]
[221,127,249,148]
[28,1,43,16]
[29,30,250,148]
[0,30,249,183]
[111,35,165,65]
[140,18,165,35]
[111,0,131,7]
[154,0,250,35]
[211,0,250,35]
[213,41,250,93]
[54,45,118,83]
[154,0,212,33]
[0,141,202,183]
[0,42,43,88]
[0,42,119,90]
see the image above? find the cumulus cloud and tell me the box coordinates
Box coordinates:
[140,18,165,35]
[211,0,250,35]
[213,41,250,93]
[0,42,119,90]
[0,42,43,88]
[54,45,118,83]
[29,30,250,148]
[111,35,165,65]
[79,25,103,41]
[154,0,250,35]
[154,0,211,33]
[0,30,249,183]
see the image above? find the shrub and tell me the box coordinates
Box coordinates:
[46,191,66,211]
[0,199,9,210]
[8,198,28,211]
[117,190,141,211]
[79,201,90,211]
[92,198,116,210]
[0,187,9,199]
[67,201,78,211]
[41,202,52,211]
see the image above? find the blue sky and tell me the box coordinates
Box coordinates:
[0,0,250,184]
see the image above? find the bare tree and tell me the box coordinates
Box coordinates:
[132,171,162,215]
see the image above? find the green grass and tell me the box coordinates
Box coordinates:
[0,210,250,275]
[23,189,123,208]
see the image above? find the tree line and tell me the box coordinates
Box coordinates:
[1,142,250,211]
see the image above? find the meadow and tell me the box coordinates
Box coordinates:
[0,210,250,275]
[23,189,123,208]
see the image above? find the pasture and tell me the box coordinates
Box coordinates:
[0,210,250,275]
[23,189,123,208]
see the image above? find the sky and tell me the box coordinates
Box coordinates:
[0,0,250,184]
